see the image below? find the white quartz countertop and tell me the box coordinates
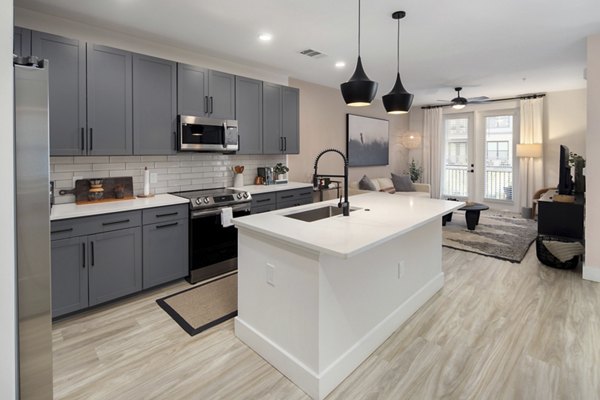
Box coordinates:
[230,182,313,194]
[233,192,464,258]
[50,194,189,221]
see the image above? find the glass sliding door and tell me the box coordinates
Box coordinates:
[442,115,472,199]
[484,114,515,201]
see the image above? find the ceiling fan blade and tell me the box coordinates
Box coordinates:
[466,96,490,102]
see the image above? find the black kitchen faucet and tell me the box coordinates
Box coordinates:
[313,148,350,216]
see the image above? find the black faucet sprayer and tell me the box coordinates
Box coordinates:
[313,148,350,216]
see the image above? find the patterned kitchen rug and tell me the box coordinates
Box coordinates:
[156,272,237,336]
[442,212,537,263]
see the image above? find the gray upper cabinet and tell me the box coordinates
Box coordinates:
[208,70,235,120]
[13,27,31,57]
[133,53,177,155]
[88,227,142,306]
[177,63,235,119]
[87,44,133,155]
[32,31,86,155]
[51,236,88,317]
[282,86,300,154]
[263,82,300,154]
[263,82,283,154]
[235,76,263,154]
[177,63,208,117]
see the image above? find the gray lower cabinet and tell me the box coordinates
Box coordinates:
[251,188,312,214]
[51,236,88,317]
[31,30,86,155]
[177,63,235,120]
[133,53,177,155]
[88,227,142,306]
[87,44,133,155]
[263,83,300,154]
[14,27,31,57]
[142,218,188,289]
[235,76,263,154]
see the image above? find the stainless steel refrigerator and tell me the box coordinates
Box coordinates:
[14,57,53,399]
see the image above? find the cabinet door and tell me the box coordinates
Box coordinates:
[32,31,86,155]
[208,70,235,120]
[142,219,188,289]
[88,227,142,306]
[177,63,208,117]
[263,82,283,154]
[14,27,31,57]
[51,237,88,317]
[282,86,300,154]
[133,54,177,155]
[235,76,263,154]
[87,44,133,155]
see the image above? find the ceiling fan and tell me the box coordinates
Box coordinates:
[439,87,490,109]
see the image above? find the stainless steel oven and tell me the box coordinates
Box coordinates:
[178,115,238,152]
[171,188,251,284]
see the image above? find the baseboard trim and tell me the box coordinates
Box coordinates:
[235,272,445,400]
[583,263,600,282]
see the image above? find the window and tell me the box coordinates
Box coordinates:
[487,141,509,164]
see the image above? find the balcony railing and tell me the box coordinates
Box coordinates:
[443,165,513,201]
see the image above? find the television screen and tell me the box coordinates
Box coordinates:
[558,145,573,195]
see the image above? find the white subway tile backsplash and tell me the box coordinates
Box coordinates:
[51,152,285,203]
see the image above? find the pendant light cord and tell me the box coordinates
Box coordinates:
[396,17,400,73]
[358,0,361,56]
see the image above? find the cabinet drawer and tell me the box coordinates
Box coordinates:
[51,218,93,240]
[93,211,141,232]
[251,203,277,214]
[276,188,313,203]
[277,196,312,210]
[251,193,276,207]
[143,204,188,225]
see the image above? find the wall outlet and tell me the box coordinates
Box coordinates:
[72,176,82,187]
[397,261,406,279]
[266,263,275,286]
[150,173,158,184]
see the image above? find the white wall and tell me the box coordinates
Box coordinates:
[584,35,600,282]
[14,7,288,86]
[1,1,17,398]
[543,89,587,187]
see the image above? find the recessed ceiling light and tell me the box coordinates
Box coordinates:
[259,33,273,42]
[335,61,346,68]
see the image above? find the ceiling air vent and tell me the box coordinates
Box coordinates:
[300,49,327,59]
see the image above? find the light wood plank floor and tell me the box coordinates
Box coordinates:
[53,246,600,400]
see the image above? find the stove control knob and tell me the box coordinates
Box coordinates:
[195,198,201,205]
[243,192,249,199]
[237,193,242,199]
[203,197,210,204]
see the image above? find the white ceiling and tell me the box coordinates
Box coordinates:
[15,0,600,105]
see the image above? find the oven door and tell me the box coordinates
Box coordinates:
[188,203,250,283]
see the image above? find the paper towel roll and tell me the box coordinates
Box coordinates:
[143,167,150,196]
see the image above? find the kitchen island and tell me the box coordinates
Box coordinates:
[233,192,463,399]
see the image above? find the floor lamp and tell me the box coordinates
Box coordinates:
[516,143,542,218]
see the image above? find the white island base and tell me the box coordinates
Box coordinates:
[234,195,456,399]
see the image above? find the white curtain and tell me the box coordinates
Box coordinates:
[422,108,443,198]
[519,98,544,208]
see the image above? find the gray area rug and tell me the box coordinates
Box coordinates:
[442,211,537,263]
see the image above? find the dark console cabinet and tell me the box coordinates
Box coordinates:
[537,194,584,240]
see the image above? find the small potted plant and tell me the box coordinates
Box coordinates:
[407,159,423,183]
[273,163,289,182]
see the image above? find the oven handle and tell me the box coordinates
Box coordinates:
[190,203,251,219]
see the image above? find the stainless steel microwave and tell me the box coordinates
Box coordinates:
[178,115,239,152]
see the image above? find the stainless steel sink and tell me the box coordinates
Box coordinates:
[284,205,359,222]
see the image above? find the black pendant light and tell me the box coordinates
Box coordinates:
[383,11,413,114]
[340,0,378,106]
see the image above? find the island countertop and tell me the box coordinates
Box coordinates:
[233,192,464,258]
